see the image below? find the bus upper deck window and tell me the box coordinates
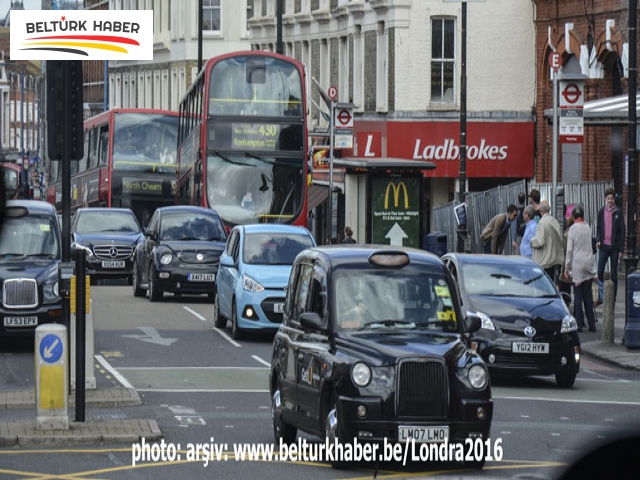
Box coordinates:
[246,58,266,84]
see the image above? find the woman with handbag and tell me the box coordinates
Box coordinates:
[564,206,597,333]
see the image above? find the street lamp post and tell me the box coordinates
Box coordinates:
[457,1,467,253]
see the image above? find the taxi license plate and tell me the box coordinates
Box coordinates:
[512,342,549,354]
[4,316,38,327]
[102,260,125,268]
[398,426,449,443]
[274,303,284,313]
[188,273,216,282]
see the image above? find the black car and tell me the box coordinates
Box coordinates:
[441,253,580,388]
[133,206,227,301]
[71,208,144,284]
[270,246,493,469]
[0,200,62,338]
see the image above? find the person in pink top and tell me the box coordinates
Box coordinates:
[596,188,625,300]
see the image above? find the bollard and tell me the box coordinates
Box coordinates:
[601,280,615,344]
[35,323,69,430]
[625,272,640,349]
[71,298,96,390]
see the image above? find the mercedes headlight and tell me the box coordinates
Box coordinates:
[351,362,372,387]
[561,314,578,333]
[242,274,264,293]
[160,253,173,265]
[468,364,488,390]
[468,311,496,330]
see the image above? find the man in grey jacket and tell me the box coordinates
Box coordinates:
[530,200,564,283]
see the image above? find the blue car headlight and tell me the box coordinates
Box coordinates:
[242,274,264,293]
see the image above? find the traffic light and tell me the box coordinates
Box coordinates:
[47,60,84,161]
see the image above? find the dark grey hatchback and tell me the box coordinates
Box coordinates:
[0,200,62,339]
[270,246,493,469]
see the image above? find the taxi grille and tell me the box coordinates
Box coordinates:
[93,245,134,260]
[397,359,448,419]
[3,279,38,308]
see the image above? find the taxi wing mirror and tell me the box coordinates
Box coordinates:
[299,312,325,331]
[464,313,482,334]
[144,228,156,240]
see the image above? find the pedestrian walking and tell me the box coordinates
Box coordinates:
[529,188,542,222]
[519,205,537,259]
[480,205,518,254]
[512,191,527,249]
[341,226,356,244]
[596,188,625,300]
[530,199,564,282]
[565,206,597,332]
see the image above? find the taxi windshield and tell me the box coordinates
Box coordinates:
[332,269,458,332]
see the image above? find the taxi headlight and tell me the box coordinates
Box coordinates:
[351,362,372,387]
[468,364,488,390]
[160,253,173,265]
[43,280,59,303]
[561,314,578,333]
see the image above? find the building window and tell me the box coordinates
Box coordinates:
[203,0,221,31]
[431,17,455,103]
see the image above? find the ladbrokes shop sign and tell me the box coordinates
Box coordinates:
[371,177,421,248]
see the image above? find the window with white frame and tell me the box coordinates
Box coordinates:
[203,0,221,32]
[431,17,455,103]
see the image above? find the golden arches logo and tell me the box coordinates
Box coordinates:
[384,181,409,209]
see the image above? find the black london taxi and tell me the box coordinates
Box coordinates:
[270,246,493,468]
[0,200,62,339]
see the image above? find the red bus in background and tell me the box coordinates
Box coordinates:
[1,162,31,199]
[176,51,308,229]
[46,108,179,227]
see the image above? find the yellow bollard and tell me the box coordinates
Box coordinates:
[35,323,69,430]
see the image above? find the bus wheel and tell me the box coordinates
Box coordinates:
[148,266,162,302]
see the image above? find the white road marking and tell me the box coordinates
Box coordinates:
[183,306,207,322]
[94,354,134,389]
[212,326,242,347]
[496,395,640,406]
[252,355,271,367]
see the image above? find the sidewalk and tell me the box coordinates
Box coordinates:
[579,274,640,370]
[0,386,162,447]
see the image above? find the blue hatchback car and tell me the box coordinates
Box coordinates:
[213,224,316,338]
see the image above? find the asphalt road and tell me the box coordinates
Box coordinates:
[1,284,639,479]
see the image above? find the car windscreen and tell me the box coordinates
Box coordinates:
[461,262,558,297]
[159,213,226,242]
[331,268,459,332]
[243,233,315,265]
[75,211,141,234]
[0,214,60,259]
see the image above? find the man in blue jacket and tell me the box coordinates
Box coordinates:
[596,188,625,300]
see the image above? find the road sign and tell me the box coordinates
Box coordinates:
[328,86,337,101]
[549,52,562,72]
[560,81,583,107]
[334,107,353,128]
[40,333,64,364]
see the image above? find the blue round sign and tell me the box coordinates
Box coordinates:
[39,333,63,364]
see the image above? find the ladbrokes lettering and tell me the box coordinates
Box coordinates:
[412,138,508,161]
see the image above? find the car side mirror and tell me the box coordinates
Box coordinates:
[560,291,571,308]
[464,313,482,334]
[299,312,325,331]
[220,256,234,267]
[144,228,156,240]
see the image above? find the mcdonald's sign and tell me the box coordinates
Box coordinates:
[371,177,420,248]
[384,181,409,209]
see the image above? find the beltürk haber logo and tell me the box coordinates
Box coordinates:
[10,10,153,60]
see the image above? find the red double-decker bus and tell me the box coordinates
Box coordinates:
[176,51,308,229]
[46,108,179,227]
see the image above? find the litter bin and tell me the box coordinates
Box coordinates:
[423,232,448,257]
[625,272,640,349]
